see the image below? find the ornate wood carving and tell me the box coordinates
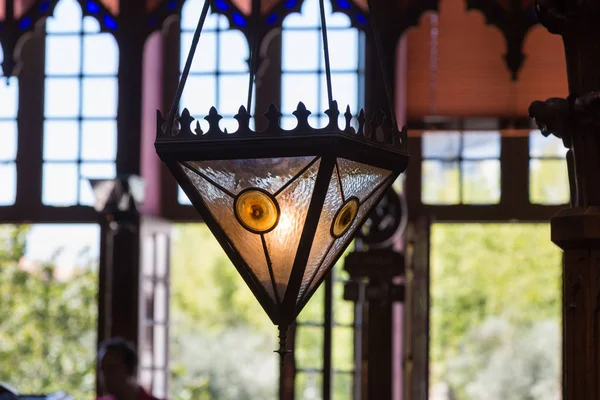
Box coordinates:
[466,0,539,80]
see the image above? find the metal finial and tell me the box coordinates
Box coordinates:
[274,325,291,365]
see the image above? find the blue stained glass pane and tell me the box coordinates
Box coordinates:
[167,0,177,10]
[355,12,366,24]
[103,15,118,30]
[215,0,229,10]
[285,0,298,8]
[19,17,32,30]
[39,1,51,12]
[267,13,278,24]
[232,12,246,27]
[86,1,100,13]
[337,0,350,9]
[149,16,158,27]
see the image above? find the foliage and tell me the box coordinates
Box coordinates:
[0,225,97,399]
[429,224,562,399]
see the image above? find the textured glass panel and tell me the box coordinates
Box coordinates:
[422,132,461,158]
[0,163,16,206]
[0,121,17,161]
[44,120,79,161]
[529,131,568,158]
[461,160,500,204]
[305,181,390,298]
[188,156,317,195]
[81,120,117,160]
[298,166,342,300]
[529,159,570,205]
[296,326,324,368]
[333,327,354,372]
[421,160,460,204]
[296,373,323,400]
[43,163,78,205]
[337,158,391,202]
[264,159,321,300]
[180,164,277,302]
[45,36,81,75]
[82,78,118,117]
[83,34,119,75]
[333,373,353,399]
[462,132,501,158]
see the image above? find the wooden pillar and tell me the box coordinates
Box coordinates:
[528,2,600,398]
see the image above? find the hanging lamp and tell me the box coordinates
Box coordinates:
[155,0,409,363]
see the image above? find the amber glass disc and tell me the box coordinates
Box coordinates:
[234,189,280,233]
[331,197,359,238]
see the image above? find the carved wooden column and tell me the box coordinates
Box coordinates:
[528,1,600,398]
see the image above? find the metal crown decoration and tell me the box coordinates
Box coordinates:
[155,0,409,364]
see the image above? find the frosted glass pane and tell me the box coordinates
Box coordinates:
[321,74,357,114]
[47,0,82,33]
[282,74,319,115]
[43,163,78,205]
[337,158,391,202]
[181,32,217,73]
[181,4,221,31]
[297,165,343,300]
[82,78,118,117]
[283,0,319,27]
[219,30,249,72]
[45,35,81,75]
[326,30,358,71]
[180,164,277,303]
[187,156,317,196]
[44,120,79,161]
[264,159,321,300]
[181,75,216,116]
[218,75,247,115]
[44,78,80,117]
[0,121,17,161]
[282,30,319,71]
[0,77,18,118]
[83,16,101,33]
[0,163,16,206]
[83,34,119,75]
[305,181,390,299]
[81,120,117,160]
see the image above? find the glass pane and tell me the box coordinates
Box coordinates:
[178,187,191,205]
[180,164,277,303]
[333,373,353,400]
[282,74,319,114]
[422,132,461,159]
[181,75,216,116]
[46,0,82,33]
[282,30,320,71]
[81,120,117,161]
[281,116,298,130]
[296,326,323,368]
[322,74,357,113]
[44,120,79,161]
[332,327,354,371]
[0,121,17,161]
[327,30,358,71]
[0,163,16,205]
[83,16,101,33]
[462,132,501,159]
[154,324,167,367]
[181,31,217,73]
[181,4,221,31]
[337,157,391,203]
[295,372,323,400]
[82,78,118,117]
[298,285,324,322]
[83,34,119,75]
[45,35,81,75]
[264,161,320,300]
[219,30,249,72]
[283,0,320,28]
[0,77,18,118]
[139,369,152,390]
[44,78,80,118]
[154,283,167,322]
[529,131,567,158]
[529,159,570,205]
[334,282,353,326]
[43,163,78,205]
[155,233,169,278]
[218,75,247,115]
[79,162,116,205]
[461,160,501,204]
[153,370,166,398]
[143,238,155,277]
[421,160,460,204]
[140,346,153,368]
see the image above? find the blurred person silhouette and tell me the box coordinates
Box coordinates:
[97,338,161,400]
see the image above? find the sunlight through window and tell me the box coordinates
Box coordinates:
[0,45,19,206]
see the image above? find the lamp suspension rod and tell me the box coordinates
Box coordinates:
[247,0,261,113]
[166,0,211,130]
[6,0,13,20]
[319,0,334,108]
[366,0,398,129]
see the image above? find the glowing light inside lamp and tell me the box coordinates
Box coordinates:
[234,189,280,234]
[331,197,358,238]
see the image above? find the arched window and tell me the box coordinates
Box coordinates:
[0,45,18,206]
[281,1,364,398]
[178,0,251,204]
[43,0,118,206]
